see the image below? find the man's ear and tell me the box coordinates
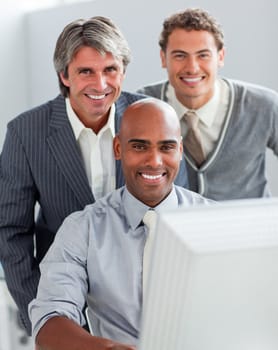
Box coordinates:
[59,72,70,87]
[160,49,167,68]
[218,47,225,68]
[179,137,183,160]
[180,136,183,160]
[113,135,121,160]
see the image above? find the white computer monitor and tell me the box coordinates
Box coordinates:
[139,197,278,350]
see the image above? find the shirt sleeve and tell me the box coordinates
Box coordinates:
[29,213,90,338]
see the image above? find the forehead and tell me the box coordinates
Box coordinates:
[70,46,123,68]
[167,28,218,51]
[123,104,180,141]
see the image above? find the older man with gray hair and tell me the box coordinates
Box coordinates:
[0,16,159,335]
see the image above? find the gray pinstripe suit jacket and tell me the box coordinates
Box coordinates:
[0,92,149,334]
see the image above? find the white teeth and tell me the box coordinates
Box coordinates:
[142,174,162,180]
[183,77,202,83]
[87,94,106,100]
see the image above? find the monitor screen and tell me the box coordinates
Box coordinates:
[139,197,278,350]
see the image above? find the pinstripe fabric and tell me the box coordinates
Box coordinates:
[0,91,145,335]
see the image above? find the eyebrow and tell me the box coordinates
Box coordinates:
[171,48,212,55]
[76,63,120,71]
[128,139,178,145]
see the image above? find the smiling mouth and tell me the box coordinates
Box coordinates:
[140,172,166,181]
[85,92,110,100]
[181,76,204,83]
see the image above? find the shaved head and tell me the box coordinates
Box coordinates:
[119,97,181,138]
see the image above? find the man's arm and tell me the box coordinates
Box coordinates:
[0,123,39,334]
[31,214,137,349]
[36,316,136,350]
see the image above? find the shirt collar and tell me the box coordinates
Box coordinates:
[66,98,115,139]
[168,79,221,128]
[196,81,220,127]
[122,186,179,230]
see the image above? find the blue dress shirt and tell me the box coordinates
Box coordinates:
[29,185,211,345]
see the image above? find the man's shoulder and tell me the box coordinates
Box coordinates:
[8,95,65,128]
[116,91,147,107]
[174,185,214,206]
[114,92,147,130]
[136,80,168,99]
[72,187,125,219]
[224,77,278,101]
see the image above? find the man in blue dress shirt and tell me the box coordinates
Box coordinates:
[29,98,211,350]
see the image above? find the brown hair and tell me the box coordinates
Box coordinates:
[159,8,224,52]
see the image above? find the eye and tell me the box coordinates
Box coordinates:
[173,53,186,60]
[131,143,147,151]
[79,68,91,75]
[160,144,177,152]
[199,52,211,59]
[105,66,118,73]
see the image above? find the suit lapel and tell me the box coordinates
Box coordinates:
[114,97,125,188]
[47,96,95,207]
[115,159,124,188]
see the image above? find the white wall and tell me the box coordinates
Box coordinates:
[0,4,30,150]
[1,0,278,192]
[0,1,63,151]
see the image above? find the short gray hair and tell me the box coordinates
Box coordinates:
[53,16,131,97]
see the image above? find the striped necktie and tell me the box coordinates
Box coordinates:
[184,111,205,166]
[142,209,157,299]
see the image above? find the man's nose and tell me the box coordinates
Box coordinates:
[146,149,163,167]
[92,72,107,91]
[186,56,199,73]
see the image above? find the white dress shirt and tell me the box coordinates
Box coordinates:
[167,79,230,157]
[66,98,115,200]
